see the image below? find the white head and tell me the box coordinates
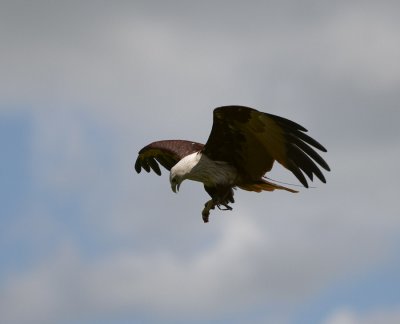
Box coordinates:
[169,152,201,193]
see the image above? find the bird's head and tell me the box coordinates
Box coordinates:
[169,152,201,193]
[169,168,185,193]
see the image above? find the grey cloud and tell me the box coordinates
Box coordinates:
[1,0,400,323]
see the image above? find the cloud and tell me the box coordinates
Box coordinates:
[1,181,398,324]
[2,1,399,113]
[324,306,400,324]
[1,1,400,323]
[0,218,266,323]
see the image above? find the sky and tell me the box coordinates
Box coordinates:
[1,0,399,323]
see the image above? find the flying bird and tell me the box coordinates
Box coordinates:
[135,106,330,223]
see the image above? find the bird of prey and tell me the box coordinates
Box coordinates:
[135,106,330,223]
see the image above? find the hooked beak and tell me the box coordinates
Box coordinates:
[172,183,180,193]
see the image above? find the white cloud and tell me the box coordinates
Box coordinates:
[0,218,267,323]
[1,181,399,324]
[324,306,400,324]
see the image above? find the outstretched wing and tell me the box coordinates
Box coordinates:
[202,106,330,187]
[135,140,204,175]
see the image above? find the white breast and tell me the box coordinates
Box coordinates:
[173,152,237,186]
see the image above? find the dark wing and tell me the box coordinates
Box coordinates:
[202,106,330,187]
[135,140,204,175]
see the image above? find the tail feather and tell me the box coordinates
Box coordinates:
[238,179,298,193]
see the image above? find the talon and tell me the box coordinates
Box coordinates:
[217,204,233,211]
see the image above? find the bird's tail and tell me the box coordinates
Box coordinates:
[238,178,298,193]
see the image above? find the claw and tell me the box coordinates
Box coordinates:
[217,204,233,211]
[201,200,234,222]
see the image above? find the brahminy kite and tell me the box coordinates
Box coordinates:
[135,106,330,223]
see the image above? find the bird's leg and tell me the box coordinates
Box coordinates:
[216,189,233,211]
[202,199,215,223]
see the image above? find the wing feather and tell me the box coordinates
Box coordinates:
[135,140,204,175]
[287,134,330,171]
[202,106,330,187]
[147,157,162,175]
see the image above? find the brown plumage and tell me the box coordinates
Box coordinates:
[135,140,204,175]
[135,106,330,223]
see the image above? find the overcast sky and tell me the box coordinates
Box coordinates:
[1,1,400,323]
